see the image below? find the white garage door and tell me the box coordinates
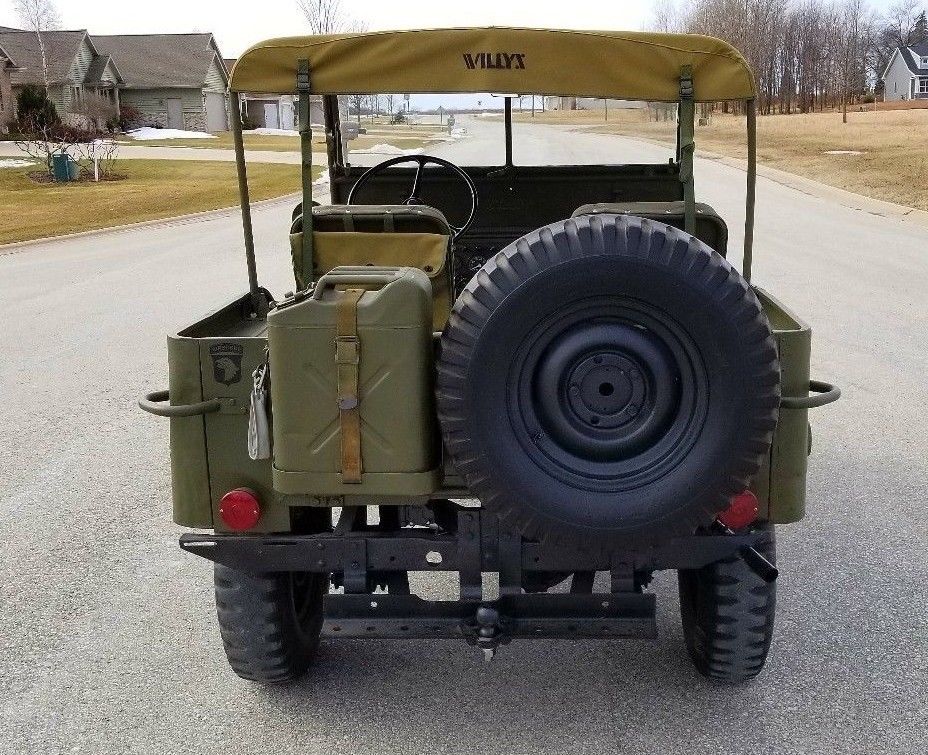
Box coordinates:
[205,92,228,132]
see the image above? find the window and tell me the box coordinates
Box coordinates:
[921,57,928,67]
[920,78,928,94]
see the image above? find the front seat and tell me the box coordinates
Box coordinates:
[290,204,453,330]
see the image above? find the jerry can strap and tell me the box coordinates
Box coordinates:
[335,288,365,482]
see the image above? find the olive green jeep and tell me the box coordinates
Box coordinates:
[141,27,839,684]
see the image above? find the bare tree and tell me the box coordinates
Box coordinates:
[681,0,887,116]
[884,0,924,45]
[297,0,366,34]
[651,0,683,32]
[839,0,868,122]
[14,0,61,91]
[347,93,364,123]
[14,114,119,179]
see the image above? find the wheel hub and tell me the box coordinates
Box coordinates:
[534,322,681,463]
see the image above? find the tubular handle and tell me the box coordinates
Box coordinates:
[780,380,841,410]
[139,390,221,418]
[312,268,400,298]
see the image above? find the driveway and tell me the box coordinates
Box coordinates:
[0,119,925,755]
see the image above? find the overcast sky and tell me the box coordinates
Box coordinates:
[0,0,907,58]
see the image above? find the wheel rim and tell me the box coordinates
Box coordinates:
[509,296,709,493]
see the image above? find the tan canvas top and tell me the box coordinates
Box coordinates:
[230,27,756,101]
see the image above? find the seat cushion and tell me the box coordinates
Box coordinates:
[572,201,728,256]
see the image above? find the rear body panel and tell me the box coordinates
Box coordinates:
[165,281,813,531]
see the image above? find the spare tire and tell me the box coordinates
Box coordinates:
[437,214,780,548]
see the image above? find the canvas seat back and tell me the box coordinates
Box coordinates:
[290,204,453,330]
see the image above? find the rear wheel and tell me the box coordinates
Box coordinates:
[214,565,327,683]
[678,525,776,683]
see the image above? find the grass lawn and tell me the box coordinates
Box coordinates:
[121,130,441,153]
[514,107,928,211]
[0,158,314,245]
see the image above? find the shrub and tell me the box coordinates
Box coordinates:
[16,86,59,131]
[118,104,146,131]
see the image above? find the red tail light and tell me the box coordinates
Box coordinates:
[718,490,759,530]
[219,488,261,531]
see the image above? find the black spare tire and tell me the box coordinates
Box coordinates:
[437,214,780,548]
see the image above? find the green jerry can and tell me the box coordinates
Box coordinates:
[267,266,442,499]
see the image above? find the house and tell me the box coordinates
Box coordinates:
[0,40,19,132]
[882,40,928,101]
[93,34,229,132]
[0,28,123,124]
[226,57,322,130]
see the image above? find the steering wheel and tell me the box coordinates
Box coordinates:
[346,154,478,239]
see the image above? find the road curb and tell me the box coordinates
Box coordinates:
[0,192,302,255]
[712,153,928,230]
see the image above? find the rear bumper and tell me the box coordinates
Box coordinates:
[179,529,772,575]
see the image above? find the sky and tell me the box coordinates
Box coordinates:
[0,0,908,109]
[0,0,658,57]
[0,0,907,57]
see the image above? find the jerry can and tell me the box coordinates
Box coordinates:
[267,266,442,498]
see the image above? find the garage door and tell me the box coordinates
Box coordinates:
[205,92,228,132]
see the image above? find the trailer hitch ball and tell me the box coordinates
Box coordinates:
[475,605,502,662]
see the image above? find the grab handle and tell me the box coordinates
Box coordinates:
[312,267,401,299]
[780,380,841,410]
[139,389,221,418]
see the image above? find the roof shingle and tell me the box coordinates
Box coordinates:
[93,33,225,89]
[0,29,89,85]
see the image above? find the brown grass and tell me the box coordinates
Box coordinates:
[0,159,313,244]
[513,107,928,211]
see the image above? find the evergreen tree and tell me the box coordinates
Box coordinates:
[912,11,928,45]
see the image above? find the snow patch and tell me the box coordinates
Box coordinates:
[0,158,36,168]
[350,143,424,156]
[824,150,864,155]
[250,127,299,137]
[434,127,469,143]
[125,127,216,140]
[313,168,330,186]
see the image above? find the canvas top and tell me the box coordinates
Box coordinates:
[230,27,756,101]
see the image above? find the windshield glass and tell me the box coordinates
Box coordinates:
[338,94,675,167]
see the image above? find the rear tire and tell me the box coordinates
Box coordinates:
[214,565,327,683]
[438,213,780,548]
[678,525,776,683]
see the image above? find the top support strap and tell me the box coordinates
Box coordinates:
[743,99,757,282]
[678,65,696,235]
[298,59,314,290]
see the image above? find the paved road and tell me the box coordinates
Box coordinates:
[1,118,926,755]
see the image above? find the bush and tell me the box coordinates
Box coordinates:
[16,86,59,131]
[118,104,146,131]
